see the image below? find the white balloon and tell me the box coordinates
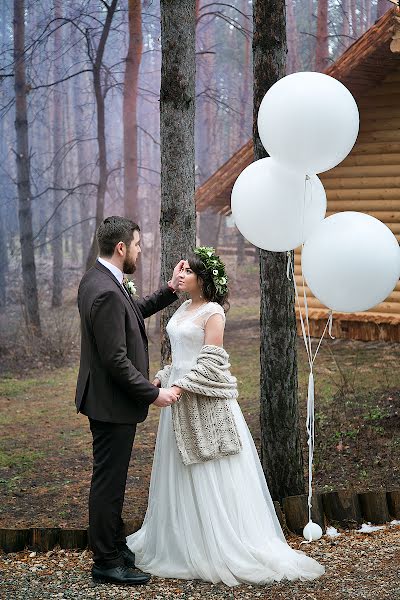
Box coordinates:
[303,521,323,542]
[231,158,326,252]
[302,212,400,313]
[257,72,359,174]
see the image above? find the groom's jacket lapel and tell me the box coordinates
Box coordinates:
[94,260,146,336]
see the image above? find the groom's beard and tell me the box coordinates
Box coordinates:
[123,257,137,275]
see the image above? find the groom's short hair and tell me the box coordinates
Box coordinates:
[97,216,140,257]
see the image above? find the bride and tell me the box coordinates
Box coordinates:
[127,247,325,586]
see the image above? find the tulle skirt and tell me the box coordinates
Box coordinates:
[127,400,325,586]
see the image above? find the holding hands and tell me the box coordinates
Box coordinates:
[152,259,185,408]
[152,380,182,406]
[153,387,180,407]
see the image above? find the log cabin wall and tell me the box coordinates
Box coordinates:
[196,9,400,342]
[294,68,400,342]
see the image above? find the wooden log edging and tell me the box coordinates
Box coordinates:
[1,490,399,553]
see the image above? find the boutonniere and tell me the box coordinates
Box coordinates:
[122,277,138,298]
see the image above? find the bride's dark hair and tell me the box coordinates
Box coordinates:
[187,251,230,312]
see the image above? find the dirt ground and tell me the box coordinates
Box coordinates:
[0,317,399,529]
[0,261,399,528]
[1,527,400,599]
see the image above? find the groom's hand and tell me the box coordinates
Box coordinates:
[169,260,185,291]
[153,388,179,407]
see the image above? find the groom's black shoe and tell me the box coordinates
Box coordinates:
[119,545,136,567]
[92,564,150,585]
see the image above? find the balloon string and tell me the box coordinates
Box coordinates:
[288,252,335,530]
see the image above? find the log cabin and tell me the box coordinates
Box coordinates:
[195,8,400,342]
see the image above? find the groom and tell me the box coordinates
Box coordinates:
[75,216,183,585]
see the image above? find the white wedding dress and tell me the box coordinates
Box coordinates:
[127,300,325,586]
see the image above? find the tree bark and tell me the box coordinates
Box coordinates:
[0,210,7,309]
[197,7,220,248]
[0,9,8,309]
[315,0,329,72]
[85,0,119,270]
[123,0,143,293]
[364,0,372,30]
[237,0,251,268]
[286,0,300,73]
[70,20,92,269]
[160,0,196,365]
[51,0,63,307]
[350,0,357,39]
[13,0,41,333]
[253,0,304,501]
[341,0,351,50]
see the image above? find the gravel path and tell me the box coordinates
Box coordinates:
[1,527,400,599]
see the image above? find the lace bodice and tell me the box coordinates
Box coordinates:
[166,300,226,382]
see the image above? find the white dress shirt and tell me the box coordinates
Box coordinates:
[98,257,131,300]
[98,257,124,284]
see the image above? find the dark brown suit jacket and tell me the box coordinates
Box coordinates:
[75,260,177,424]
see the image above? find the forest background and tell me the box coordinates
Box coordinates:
[1,0,399,532]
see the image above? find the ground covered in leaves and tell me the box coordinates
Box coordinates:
[1,527,399,599]
[0,261,399,527]
[1,301,399,528]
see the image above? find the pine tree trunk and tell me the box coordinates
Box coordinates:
[0,210,7,309]
[0,10,8,309]
[341,0,351,49]
[51,0,63,307]
[70,24,91,269]
[350,0,357,39]
[13,0,41,334]
[197,7,220,249]
[85,0,119,270]
[237,0,252,268]
[315,0,329,71]
[253,0,304,501]
[365,0,372,30]
[160,0,196,365]
[286,0,300,73]
[123,0,143,293]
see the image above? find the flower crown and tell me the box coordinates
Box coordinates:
[193,246,228,295]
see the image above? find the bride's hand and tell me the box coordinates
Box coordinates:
[152,378,161,388]
[171,385,182,399]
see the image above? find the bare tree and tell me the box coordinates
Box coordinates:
[160,0,196,364]
[13,0,41,334]
[315,0,329,71]
[86,0,119,270]
[123,0,143,292]
[253,0,304,501]
[51,0,63,307]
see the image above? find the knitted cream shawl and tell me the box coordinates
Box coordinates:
[155,344,242,466]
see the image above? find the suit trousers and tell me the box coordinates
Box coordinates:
[88,418,137,567]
